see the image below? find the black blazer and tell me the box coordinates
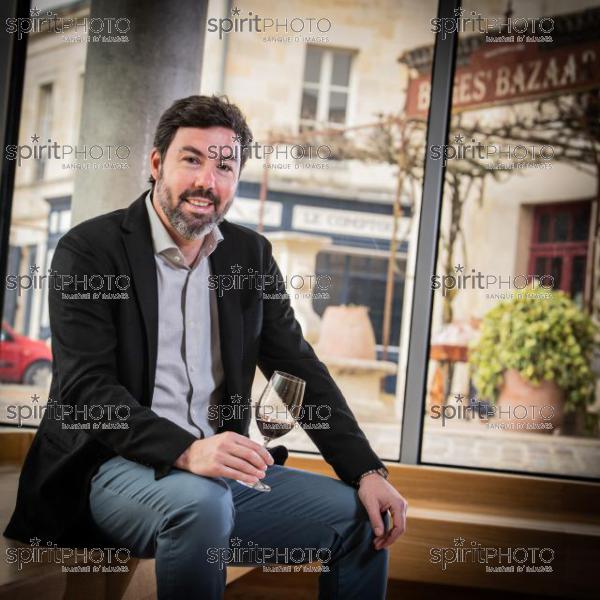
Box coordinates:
[4,191,385,547]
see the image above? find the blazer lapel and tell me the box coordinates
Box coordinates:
[121,193,159,403]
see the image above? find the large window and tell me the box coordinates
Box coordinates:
[0,0,438,466]
[0,0,88,427]
[3,0,597,485]
[420,0,600,479]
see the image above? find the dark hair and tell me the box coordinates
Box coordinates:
[148,94,253,185]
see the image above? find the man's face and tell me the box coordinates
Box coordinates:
[150,126,240,240]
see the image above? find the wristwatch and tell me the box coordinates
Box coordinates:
[354,466,389,488]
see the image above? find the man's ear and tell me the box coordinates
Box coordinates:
[150,148,161,181]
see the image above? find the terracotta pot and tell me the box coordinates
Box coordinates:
[428,364,447,410]
[496,369,564,433]
[315,305,376,360]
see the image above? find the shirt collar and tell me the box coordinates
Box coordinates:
[145,191,223,269]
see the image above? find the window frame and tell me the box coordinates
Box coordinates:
[299,45,354,131]
[528,200,592,306]
[2,0,598,483]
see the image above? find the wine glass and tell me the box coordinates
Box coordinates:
[237,370,305,493]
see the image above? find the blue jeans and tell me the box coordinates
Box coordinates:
[89,456,388,600]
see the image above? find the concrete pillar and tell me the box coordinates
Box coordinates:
[72,0,208,225]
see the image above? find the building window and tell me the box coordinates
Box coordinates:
[528,201,591,307]
[48,209,71,235]
[49,211,59,234]
[300,46,353,131]
[34,83,54,182]
[58,209,72,233]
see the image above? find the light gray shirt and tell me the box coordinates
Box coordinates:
[145,192,225,439]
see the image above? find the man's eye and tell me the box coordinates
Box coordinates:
[218,162,232,172]
[184,156,199,164]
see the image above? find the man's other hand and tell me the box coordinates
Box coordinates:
[174,431,274,483]
[358,473,408,550]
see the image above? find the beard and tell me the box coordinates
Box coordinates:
[155,171,230,240]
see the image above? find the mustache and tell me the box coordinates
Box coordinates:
[179,187,220,205]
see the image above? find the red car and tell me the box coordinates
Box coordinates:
[0,322,53,386]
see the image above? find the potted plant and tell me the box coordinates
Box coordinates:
[469,289,598,434]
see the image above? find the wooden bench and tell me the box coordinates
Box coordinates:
[287,455,600,599]
[0,430,252,600]
[2,429,600,599]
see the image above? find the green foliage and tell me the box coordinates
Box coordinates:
[469,289,598,412]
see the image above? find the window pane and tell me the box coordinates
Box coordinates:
[573,208,590,241]
[303,46,322,84]
[551,256,563,289]
[1,5,87,427]
[300,88,318,121]
[331,51,352,86]
[213,3,437,460]
[328,91,347,123]
[538,213,550,242]
[534,256,547,277]
[421,0,600,479]
[554,212,569,241]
